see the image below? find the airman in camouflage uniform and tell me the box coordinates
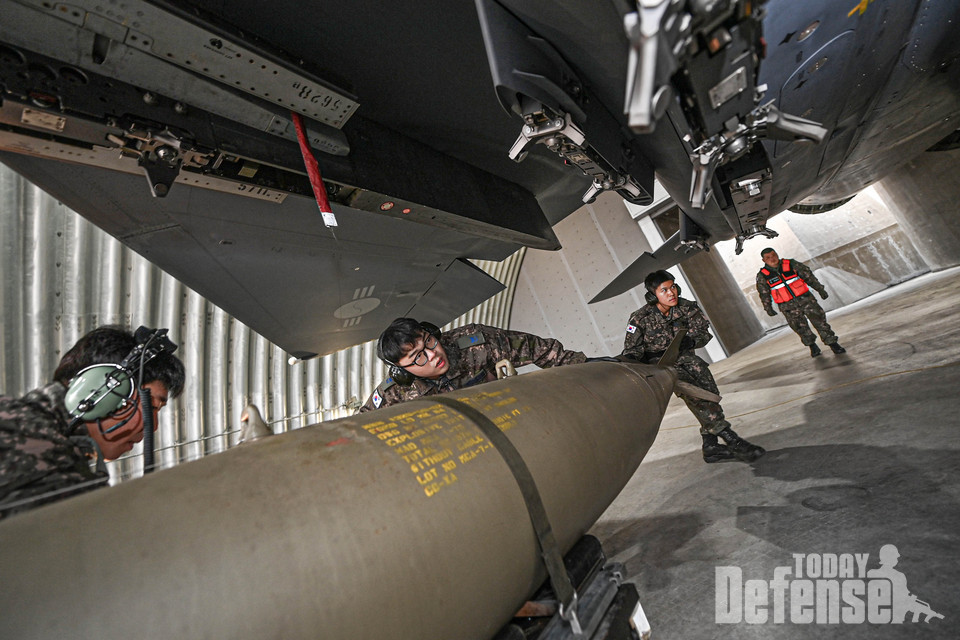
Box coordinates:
[623,271,765,463]
[359,319,587,413]
[756,248,845,357]
[1,326,185,520]
[0,382,108,518]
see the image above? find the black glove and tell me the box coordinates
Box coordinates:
[679,336,696,352]
[819,290,829,299]
[586,356,620,363]
[766,308,777,317]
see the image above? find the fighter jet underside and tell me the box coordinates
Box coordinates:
[1,0,959,355]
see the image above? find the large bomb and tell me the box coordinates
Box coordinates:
[0,361,675,639]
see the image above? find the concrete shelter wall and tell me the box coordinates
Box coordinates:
[510,192,652,358]
[872,148,960,271]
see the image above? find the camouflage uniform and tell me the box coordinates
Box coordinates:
[359,323,586,412]
[623,299,730,436]
[756,258,838,347]
[0,382,107,519]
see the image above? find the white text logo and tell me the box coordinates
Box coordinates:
[716,545,943,624]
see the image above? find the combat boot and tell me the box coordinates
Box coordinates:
[829,342,846,354]
[809,343,822,357]
[717,428,765,462]
[702,434,736,463]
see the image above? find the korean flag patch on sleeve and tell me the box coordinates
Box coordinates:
[372,388,383,408]
[626,324,637,334]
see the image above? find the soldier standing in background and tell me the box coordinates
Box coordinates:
[358,317,588,413]
[623,271,765,464]
[756,248,846,357]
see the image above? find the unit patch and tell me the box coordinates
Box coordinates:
[456,332,486,349]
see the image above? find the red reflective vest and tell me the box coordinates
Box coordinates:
[761,259,809,304]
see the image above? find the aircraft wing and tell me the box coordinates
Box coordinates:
[0,0,577,358]
[2,0,960,353]
[0,149,514,358]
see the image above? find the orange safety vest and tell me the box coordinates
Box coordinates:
[761,259,809,304]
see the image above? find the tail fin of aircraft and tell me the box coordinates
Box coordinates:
[591,205,717,304]
[589,231,705,304]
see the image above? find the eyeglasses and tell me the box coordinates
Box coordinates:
[402,333,439,367]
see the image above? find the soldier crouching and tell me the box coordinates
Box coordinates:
[622,271,765,464]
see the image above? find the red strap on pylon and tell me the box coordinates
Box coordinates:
[291,111,336,226]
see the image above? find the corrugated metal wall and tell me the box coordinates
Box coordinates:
[0,163,525,482]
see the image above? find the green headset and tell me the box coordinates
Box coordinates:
[63,327,177,431]
[376,321,441,386]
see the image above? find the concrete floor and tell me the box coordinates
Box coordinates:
[588,266,960,638]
